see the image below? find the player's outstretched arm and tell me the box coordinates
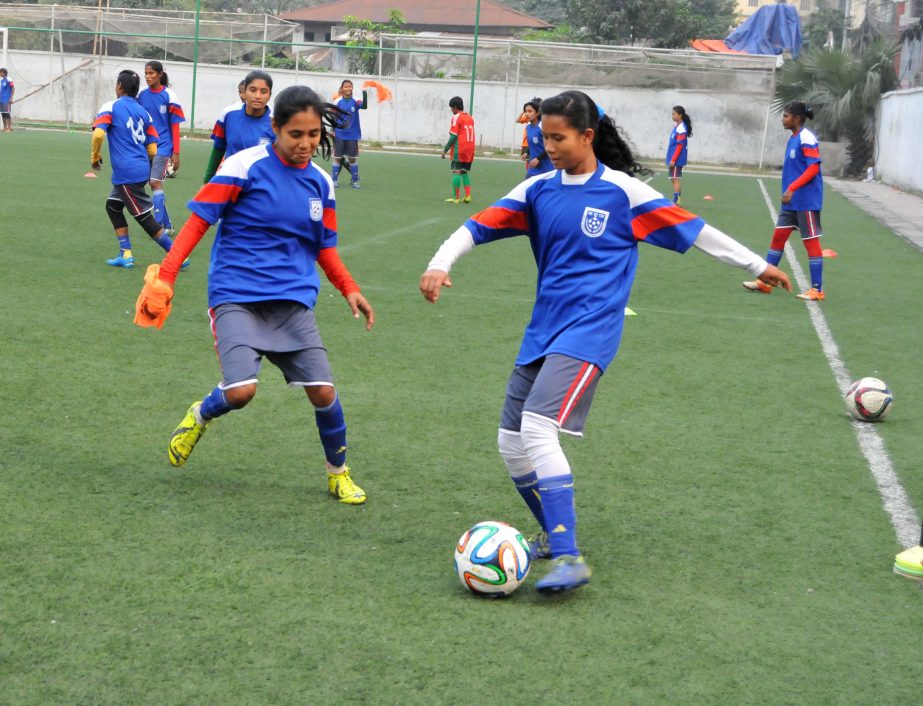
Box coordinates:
[692,223,791,293]
[419,269,453,303]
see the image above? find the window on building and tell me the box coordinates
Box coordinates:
[748,0,758,7]
[800,0,812,10]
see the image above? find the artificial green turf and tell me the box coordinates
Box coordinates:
[1,130,921,705]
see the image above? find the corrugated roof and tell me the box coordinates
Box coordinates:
[282,0,551,30]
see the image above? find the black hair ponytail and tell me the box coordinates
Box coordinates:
[272,84,345,161]
[540,90,642,175]
[784,101,814,122]
[673,104,692,138]
[117,69,141,97]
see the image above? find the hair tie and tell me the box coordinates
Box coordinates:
[596,104,606,121]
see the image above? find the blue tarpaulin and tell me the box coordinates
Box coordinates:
[725,4,803,58]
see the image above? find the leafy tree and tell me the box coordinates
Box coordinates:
[802,6,847,52]
[566,0,737,48]
[773,41,898,176]
[343,9,408,75]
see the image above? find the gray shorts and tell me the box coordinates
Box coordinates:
[107,182,154,217]
[150,154,170,182]
[0,102,10,115]
[210,301,334,390]
[333,138,359,159]
[777,209,822,239]
[500,354,602,437]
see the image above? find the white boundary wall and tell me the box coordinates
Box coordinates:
[6,49,789,167]
[876,88,923,193]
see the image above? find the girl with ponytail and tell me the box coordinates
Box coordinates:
[667,105,692,205]
[420,90,790,594]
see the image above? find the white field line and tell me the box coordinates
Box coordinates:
[757,179,919,547]
[337,217,443,254]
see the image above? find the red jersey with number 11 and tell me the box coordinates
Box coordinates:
[450,111,475,162]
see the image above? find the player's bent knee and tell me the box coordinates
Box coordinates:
[105,199,128,229]
[225,383,257,408]
[519,413,570,477]
[136,210,163,238]
[498,428,531,477]
[306,384,336,408]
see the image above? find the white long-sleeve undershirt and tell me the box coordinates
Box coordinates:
[426,221,768,277]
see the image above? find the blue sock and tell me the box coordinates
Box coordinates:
[200,386,233,421]
[673,192,680,203]
[350,163,359,183]
[116,234,132,252]
[152,189,166,226]
[315,395,347,468]
[809,257,823,291]
[162,202,173,230]
[537,474,578,557]
[513,471,546,531]
[153,230,174,252]
[766,248,784,267]
[332,163,341,182]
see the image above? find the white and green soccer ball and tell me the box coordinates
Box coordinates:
[454,521,530,596]
[845,377,893,422]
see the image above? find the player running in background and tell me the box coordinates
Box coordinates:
[441,96,475,203]
[743,101,826,301]
[134,85,374,505]
[0,68,14,131]
[520,97,553,178]
[666,105,691,205]
[91,70,184,269]
[138,61,185,232]
[331,79,366,188]
[203,70,275,183]
[420,90,790,593]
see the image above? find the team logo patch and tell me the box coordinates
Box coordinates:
[309,198,323,222]
[581,207,609,238]
[790,148,796,159]
[259,136,271,145]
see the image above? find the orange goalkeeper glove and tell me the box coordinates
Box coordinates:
[133,264,174,329]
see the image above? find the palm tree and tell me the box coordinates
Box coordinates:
[773,40,898,176]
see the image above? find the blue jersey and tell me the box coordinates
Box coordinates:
[188,144,337,309]
[211,103,274,157]
[462,164,704,371]
[0,76,14,103]
[138,86,185,157]
[334,95,365,140]
[524,122,553,177]
[782,128,823,211]
[92,96,159,185]
[666,121,688,167]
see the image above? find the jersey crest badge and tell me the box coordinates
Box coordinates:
[581,207,609,238]
[309,198,322,222]
[790,148,796,159]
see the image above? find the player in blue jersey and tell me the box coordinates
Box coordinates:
[331,79,366,188]
[134,85,374,505]
[0,68,14,131]
[138,61,185,231]
[520,97,553,178]
[203,70,275,183]
[743,101,826,301]
[91,70,184,269]
[666,105,692,205]
[420,90,790,593]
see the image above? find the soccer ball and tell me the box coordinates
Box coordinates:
[845,377,893,422]
[165,160,177,178]
[454,521,530,596]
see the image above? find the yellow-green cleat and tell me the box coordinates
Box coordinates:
[327,466,367,505]
[168,401,211,467]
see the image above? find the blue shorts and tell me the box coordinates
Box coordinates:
[777,209,822,239]
[333,138,359,159]
[500,354,602,437]
[209,301,334,390]
[668,165,683,179]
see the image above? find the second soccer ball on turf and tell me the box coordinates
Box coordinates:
[845,377,893,422]
[454,521,530,596]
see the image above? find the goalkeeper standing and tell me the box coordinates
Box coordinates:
[134,85,374,505]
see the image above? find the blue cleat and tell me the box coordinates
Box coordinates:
[180,258,191,270]
[535,554,591,594]
[528,531,552,560]
[107,254,135,269]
